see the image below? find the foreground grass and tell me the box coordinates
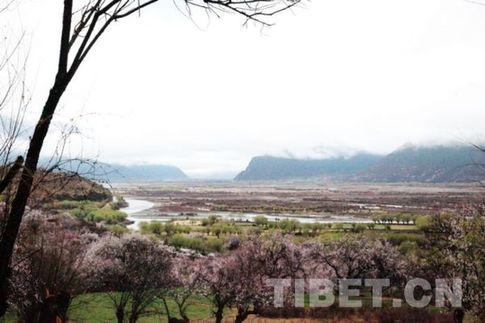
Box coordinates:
[7,292,478,323]
[4,293,229,322]
[67,293,216,322]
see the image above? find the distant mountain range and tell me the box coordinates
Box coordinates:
[102,164,188,182]
[42,159,188,183]
[235,145,485,183]
[37,144,485,183]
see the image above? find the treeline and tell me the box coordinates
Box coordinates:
[139,215,426,254]
[371,213,420,225]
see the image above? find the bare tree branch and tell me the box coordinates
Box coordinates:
[0,156,23,195]
[0,0,15,14]
[190,0,302,26]
[58,0,74,76]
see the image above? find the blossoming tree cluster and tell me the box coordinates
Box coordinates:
[5,206,484,322]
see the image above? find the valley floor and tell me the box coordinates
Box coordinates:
[111,181,484,220]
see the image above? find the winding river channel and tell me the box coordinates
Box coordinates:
[121,199,155,230]
[121,198,372,230]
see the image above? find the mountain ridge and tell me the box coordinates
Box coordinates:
[39,159,188,183]
[104,163,188,182]
[235,153,383,181]
[235,145,485,182]
[354,145,485,183]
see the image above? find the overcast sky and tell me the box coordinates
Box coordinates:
[3,0,485,177]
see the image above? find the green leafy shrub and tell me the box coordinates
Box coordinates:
[383,232,425,246]
[169,234,205,253]
[89,208,127,224]
[415,215,430,229]
[174,225,192,234]
[201,215,220,226]
[51,200,83,210]
[106,224,129,235]
[254,215,269,226]
[140,221,165,236]
[70,203,126,225]
[209,223,241,237]
[206,237,224,253]
[140,221,192,237]
[398,240,417,254]
[70,202,99,220]
[277,219,300,233]
[333,223,344,231]
[168,234,226,254]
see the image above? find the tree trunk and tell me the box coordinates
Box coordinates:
[235,313,248,323]
[23,306,41,323]
[214,306,224,323]
[116,308,125,323]
[176,303,189,322]
[37,291,71,323]
[235,308,250,323]
[38,302,58,323]
[128,313,138,323]
[453,308,465,323]
[162,298,172,322]
[0,82,66,317]
[54,291,71,323]
[0,0,73,315]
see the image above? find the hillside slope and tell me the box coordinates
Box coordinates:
[235,154,383,181]
[235,145,485,182]
[18,172,112,202]
[355,145,485,183]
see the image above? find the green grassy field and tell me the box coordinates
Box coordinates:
[5,291,460,323]
[67,293,215,322]
[4,293,221,323]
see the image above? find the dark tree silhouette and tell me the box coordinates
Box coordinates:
[0,0,302,317]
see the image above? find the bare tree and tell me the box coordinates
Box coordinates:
[0,2,28,252]
[0,0,302,317]
[0,31,27,196]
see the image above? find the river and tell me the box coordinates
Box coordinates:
[121,199,155,230]
[121,198,372,230]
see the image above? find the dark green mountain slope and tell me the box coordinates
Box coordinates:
[235,145,485,182]
[355,145,485,183]
[235,154,382,181]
